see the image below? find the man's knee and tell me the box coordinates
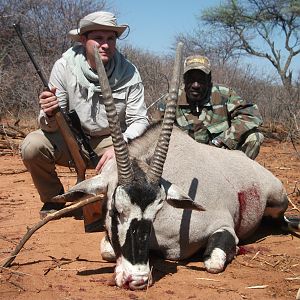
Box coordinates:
[239,132,264,160]
[20,130,52,162]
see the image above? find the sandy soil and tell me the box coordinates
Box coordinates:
[0,139,299,300]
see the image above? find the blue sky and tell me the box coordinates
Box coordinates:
[112,0,218,55]
[112,0,300,78]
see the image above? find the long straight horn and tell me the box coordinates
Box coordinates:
[147,42,183,184]
[94,47,133,184]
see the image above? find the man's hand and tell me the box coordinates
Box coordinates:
[39,87,59,117]
[95,146,115,173]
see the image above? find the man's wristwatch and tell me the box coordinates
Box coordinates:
[211,138,224,148]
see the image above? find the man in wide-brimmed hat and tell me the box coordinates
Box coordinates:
[21,11,149,217]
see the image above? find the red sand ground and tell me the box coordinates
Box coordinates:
[0,139,299,300]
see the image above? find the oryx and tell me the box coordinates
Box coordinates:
[53,43,299,290]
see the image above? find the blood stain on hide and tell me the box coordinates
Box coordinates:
[236,186,261,235]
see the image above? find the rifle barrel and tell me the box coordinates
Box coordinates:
[13,23,49,89]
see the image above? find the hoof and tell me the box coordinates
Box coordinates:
[204,248,226,273]
[100,235,116,262]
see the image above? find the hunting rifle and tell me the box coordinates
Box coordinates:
[13,23,102,232]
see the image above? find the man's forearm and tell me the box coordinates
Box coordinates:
[123,118,149,141]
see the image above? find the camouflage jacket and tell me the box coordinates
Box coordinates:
[175,84,263,149]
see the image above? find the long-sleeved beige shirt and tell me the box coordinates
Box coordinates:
[39,55,149,141]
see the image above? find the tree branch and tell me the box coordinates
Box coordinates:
[1,194,105,268]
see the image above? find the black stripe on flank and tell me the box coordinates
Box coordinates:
[121,218,152,265]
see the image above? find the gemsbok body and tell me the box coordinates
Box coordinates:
[53,43,299,290]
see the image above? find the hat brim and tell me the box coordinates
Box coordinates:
[68,24,128,41]
[184,64,211,75]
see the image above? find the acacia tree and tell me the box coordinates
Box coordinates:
[202,0,300,90]
[202,0,300,142]
[174,26,242,66]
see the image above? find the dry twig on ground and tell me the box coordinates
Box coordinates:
[1,194,105,268]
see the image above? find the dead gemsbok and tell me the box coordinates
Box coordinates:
[53,42,299,290]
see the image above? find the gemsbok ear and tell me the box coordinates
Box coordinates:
[52,173,109,203]
[162,181,205,211]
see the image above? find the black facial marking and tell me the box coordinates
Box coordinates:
[124,159,160,211]
[110,210,122,258]
[121,218,152,264]
[108,158,161,260]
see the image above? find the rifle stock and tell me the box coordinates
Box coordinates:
[53,107,102,233]
[53,108,86,183]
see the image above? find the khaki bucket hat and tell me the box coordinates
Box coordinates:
[183,55,211,75]
[68,11,128,41]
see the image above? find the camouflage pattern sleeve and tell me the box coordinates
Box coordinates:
[216,87,263,150]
